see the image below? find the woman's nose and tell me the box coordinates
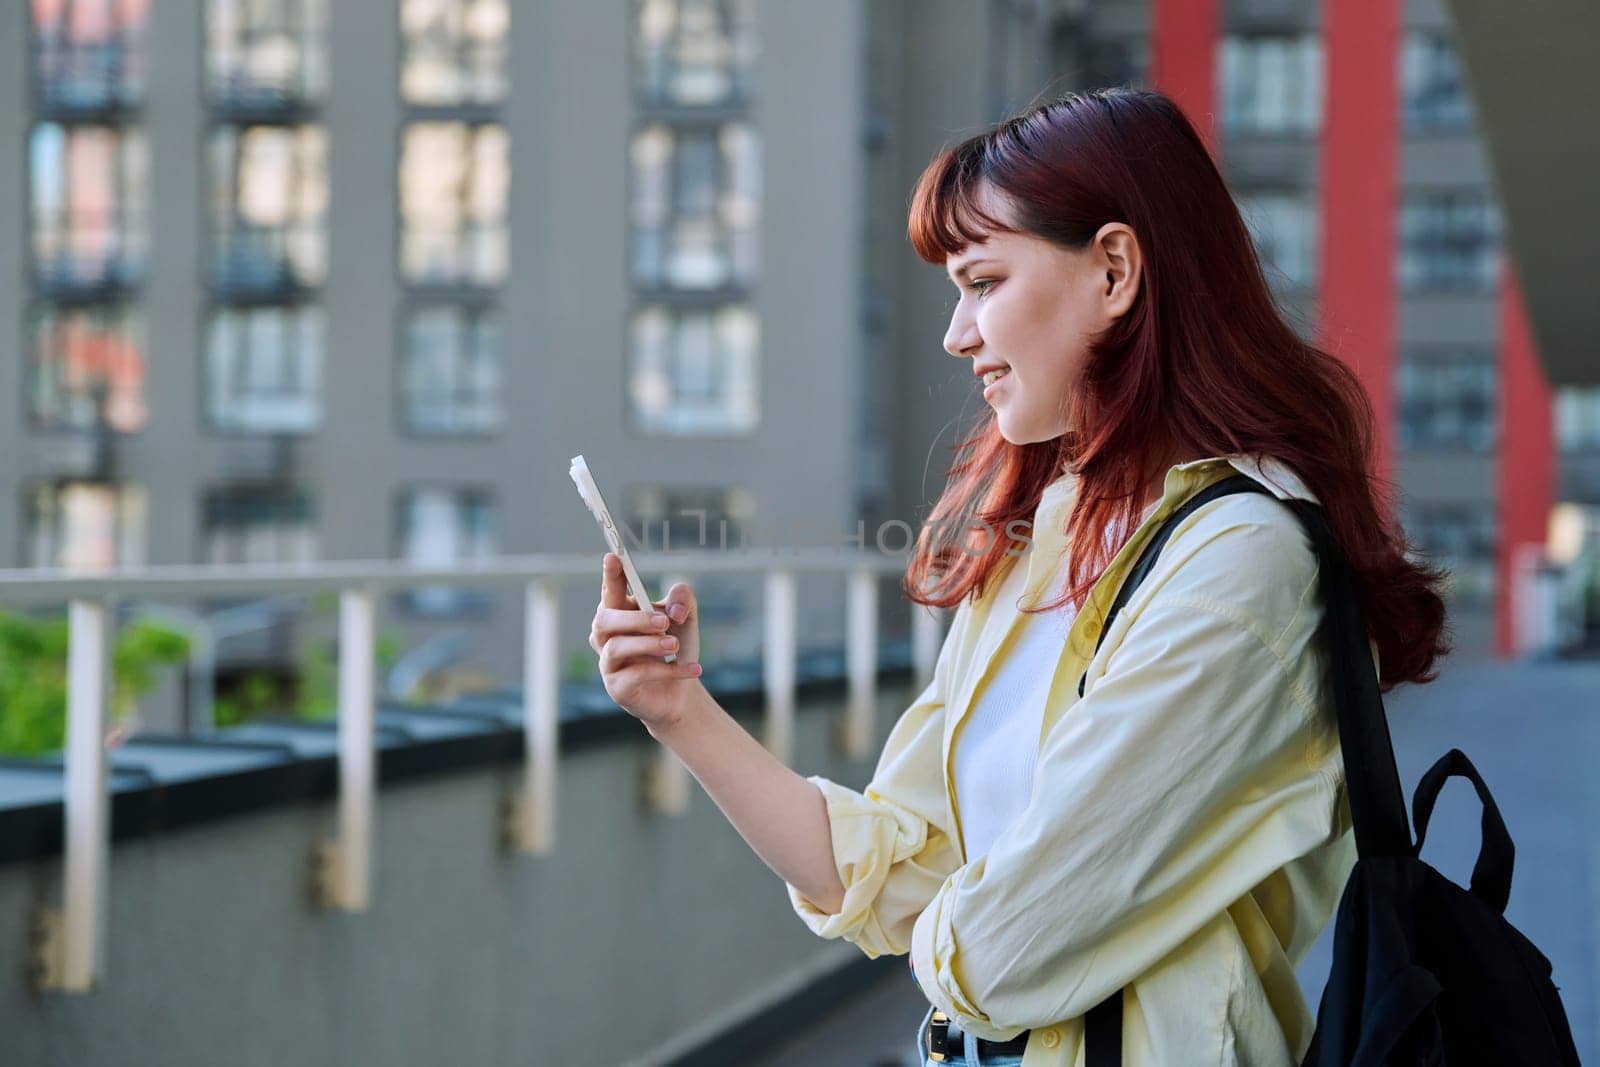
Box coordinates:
[944,313,980,358]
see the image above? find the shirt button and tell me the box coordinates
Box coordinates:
[1040,1027,1061,1048]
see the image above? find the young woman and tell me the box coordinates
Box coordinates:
[589,87,1450,1066]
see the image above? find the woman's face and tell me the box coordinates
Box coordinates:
[943,183,1142,445]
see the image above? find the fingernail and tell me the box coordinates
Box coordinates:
[669,604,686,622]
[652,613,669,628]
[660,636,677,650]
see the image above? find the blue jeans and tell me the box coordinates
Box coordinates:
[915,1004,1028,1067]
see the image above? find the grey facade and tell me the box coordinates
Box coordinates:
[0,0,870,719]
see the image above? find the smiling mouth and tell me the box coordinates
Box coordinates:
[981,368,1011,387]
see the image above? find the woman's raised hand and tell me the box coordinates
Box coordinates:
[590,552,704,732]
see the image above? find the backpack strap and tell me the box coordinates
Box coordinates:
[1075,474,1273,699]
[1081,473,1416,1064]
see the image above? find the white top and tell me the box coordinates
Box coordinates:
[951,495,1160,862]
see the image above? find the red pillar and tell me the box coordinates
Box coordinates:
[1495,266,1555,658]
[1151,0,1221,155]
[1316,0,1401,489]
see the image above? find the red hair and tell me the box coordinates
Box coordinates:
[901,88,1450,691]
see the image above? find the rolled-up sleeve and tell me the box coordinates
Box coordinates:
[786,609,967,958]
[909,574,1346,1040]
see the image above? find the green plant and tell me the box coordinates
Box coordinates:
[205,592,409,727]
[294,622,402,722]
[562,648,598,683]
[0,611,190,757]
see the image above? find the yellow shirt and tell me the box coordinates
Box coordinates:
[787,455,1362,1065]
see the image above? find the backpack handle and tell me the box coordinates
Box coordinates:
[1410,747,1515,914]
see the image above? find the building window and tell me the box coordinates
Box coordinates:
[28,3,146,456]
[630,121,759,291]
[1399,192,1500,292]
[1080,36,1149,92]
[1556,388,1600,453]
[1218,35,1323,136]
[28,304,146,432]
[27,480,147,570]
[29,122,147,291]
[205,4,327,438]
[201,485,316,564]
[401,305,503,434]
[1404,506,1496,606]
[400,0,509,107]
[625,484,754,551]
[395,487,496,616]
[1401,31,1474,133]
[634,0,758,109]
[399,122,509,287]
[1397,355,1496,452]
[1236,192,1318,290]
[630,305,759,435]
[31,0,147,115]
[205,305,323,432]
[209,124,328,292]
[631,0,760,437]
[399,7,508,439]
[205,0,328,109]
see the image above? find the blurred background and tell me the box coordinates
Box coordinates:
[0,1,1595,1065]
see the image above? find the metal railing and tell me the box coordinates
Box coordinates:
[0,550,946,994]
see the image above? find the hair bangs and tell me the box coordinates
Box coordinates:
[906,141,1017,266]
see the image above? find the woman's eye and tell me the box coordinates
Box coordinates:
[969,279,997,296]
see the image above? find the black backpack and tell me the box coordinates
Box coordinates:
[1074,474,1582,1066]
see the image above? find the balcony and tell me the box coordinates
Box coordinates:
[0,549,942,1017]
[34,254,139,303]
[33,44,140,121]
[207,75,318,124]
[210,236,316,302]
[0,546,1595,1061]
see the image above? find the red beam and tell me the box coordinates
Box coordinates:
[1495,266,1554,658]
[1151,0,1221,156]
[1316,0,1401,488]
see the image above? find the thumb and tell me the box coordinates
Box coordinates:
[661,581,696,623]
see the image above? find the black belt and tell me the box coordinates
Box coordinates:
[925,1010,1031,1062]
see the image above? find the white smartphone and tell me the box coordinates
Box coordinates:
[569,454,676,663]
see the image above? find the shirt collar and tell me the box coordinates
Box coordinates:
[1037,453,1318,511]
[1022,454,1316,602]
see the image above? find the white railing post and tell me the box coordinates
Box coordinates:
[35,599,112,993]
[912,603,943,692]
[843,569,878,758]
[317,587,375,910]
[1511,542,1551,658]
[509,579,559,853]
[763,570,798,765]
[643,572,691,815]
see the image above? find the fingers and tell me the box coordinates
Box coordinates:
[600,633,686,673]
[593,604,670,643]
[594,558,696,657]
[607,657,704,701]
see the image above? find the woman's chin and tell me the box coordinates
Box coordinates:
[995,414,1066,447]
[997,424,1033,446]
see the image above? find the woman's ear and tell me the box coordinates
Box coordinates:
[1094,223,1141,319]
